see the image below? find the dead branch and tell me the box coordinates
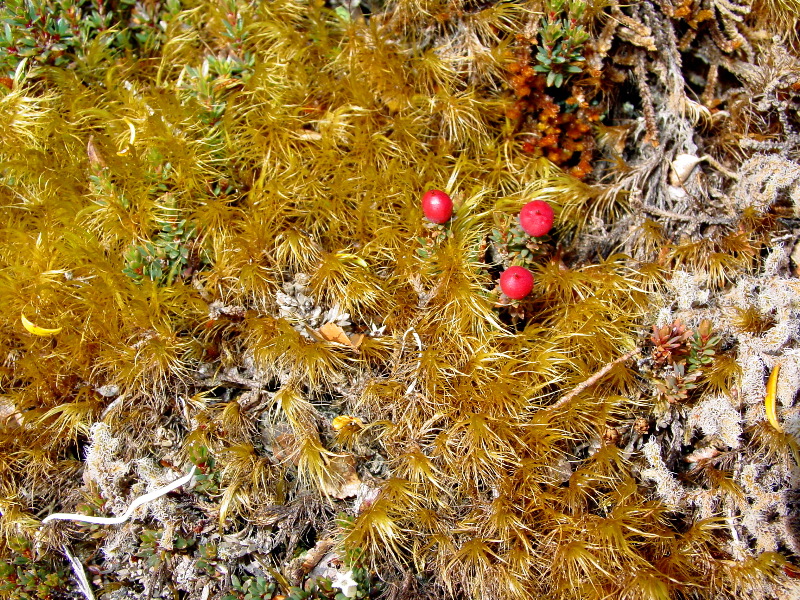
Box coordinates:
[547,348,641,413]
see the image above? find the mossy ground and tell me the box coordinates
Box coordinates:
[1,1,800,599]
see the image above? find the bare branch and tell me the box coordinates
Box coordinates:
[547,348,641,413]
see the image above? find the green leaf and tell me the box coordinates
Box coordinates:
[334,6,351,21]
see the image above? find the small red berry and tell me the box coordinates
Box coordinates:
[421,189,453,224]
[519,200,554,237]
[499,266,534,299]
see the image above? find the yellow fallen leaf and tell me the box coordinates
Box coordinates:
[765,363,782,433]
[21,313,62,337]
[764,364,800,466]
[318,322,363,349]
[319,322,349,344]
[332,415,364,432]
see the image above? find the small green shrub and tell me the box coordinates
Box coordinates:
[188,445,221,496]
[195,542,219,574]
[0,537,69,600]
[135,528,196,568]
[225,575,278,600]
[0,0,182,78]
[533,0,589,88]
[122,216,197,284]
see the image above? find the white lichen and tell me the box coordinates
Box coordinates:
[688,395,742,449]
[83,423,131,517]
[641,438,686,508]
[737,464,797,555]
[733,154,800,214]
[670,270,710,312]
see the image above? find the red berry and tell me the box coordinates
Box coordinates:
[499,266,534,299]
[519,200,554,237]
[421,189,453,224]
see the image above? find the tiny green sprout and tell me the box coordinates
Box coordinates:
[188,445,220,496]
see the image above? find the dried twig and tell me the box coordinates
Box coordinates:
[547,348,641,413]
[635,52,660,147]
[287,537,336,584]
[703,153,740,180]
[643,204,735,225]
[192,372,268,390]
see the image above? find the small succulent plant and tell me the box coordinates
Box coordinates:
[687,319,722,370]
[122,217,198,284]
[650,319,692,366]
[649,319,723,406]
[655,362,700,404]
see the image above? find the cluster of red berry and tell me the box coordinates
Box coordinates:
[421,190,554,301]
[498,200,553,299]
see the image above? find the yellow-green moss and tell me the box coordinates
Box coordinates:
[1,1,800,599]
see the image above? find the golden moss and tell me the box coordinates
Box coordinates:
[0,1,798,599]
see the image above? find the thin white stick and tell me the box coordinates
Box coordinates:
[41,466,196,526]
[63,544,95,600]
[401,328,423,396]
